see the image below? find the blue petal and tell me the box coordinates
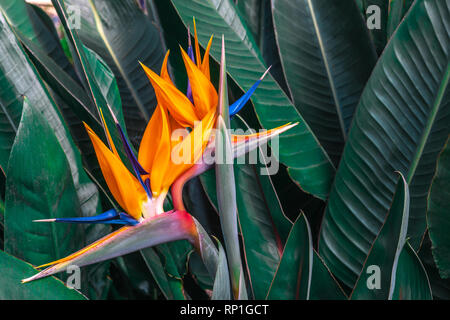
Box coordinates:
[186,45,195,103]
[229,79,261,117]
[50,209,139,226]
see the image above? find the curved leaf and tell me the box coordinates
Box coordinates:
[319,0,450,287]
[0,11,100,219]
[0,250,85,300]
[391,242,432,300]
[418,233,450,300]
[51,0,132,170]
[351,173,409,299]
[309,251,346,300]
[386,0,414,39]
[266,213,313,300]
[232,115,292,299]
[170,0,335,200]
[4,99,85,266]
[0,98,20,171]
[272,0,377,165]
[360,0,389,55]
[427,136,450,278]
[0,0,75,76]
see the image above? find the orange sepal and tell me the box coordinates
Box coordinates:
[180,47,218,119]
[140,62,199,128]
[84,123,146,219]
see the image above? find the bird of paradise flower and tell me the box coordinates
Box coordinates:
[23,22,297,283]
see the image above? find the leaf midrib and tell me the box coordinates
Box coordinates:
[407,61,450,183]
[306,0,346,140]
[88,0,150,121]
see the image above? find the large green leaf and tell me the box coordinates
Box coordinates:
[0,0,75,76]
[140,245,188,300]
[259,0,290,95]
[0,98,20,171]
[427,136,450,278]
[232,115,292,299]
[319,0,450,288]
[51,0,132,170]
[235,0,262,43]
[0,250,85,300]
[64,0,165,146]
[351,173,409,299]
[170,0,335,200]
[272,0,377,165]
[309,251,346,300]
[386,0,414,39]
[266,213,313,300]
[2,1,111,193]
[418,233,450,300]
[391,242,432,300]
[4,99,84,266]
[0,11,100,219]
[360,0,390,55]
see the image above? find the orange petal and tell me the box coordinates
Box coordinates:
[180,47,218,119]
[193,17,201,68]
[167,110,216,188]
[84,123,147,219]
[140,62,199,127]
[100,108,119,158]
[150,105,172,196]
[138,104,163,174]
[201,35,214,80]
[160,50,171,83]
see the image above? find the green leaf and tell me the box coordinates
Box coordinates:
[17,30,119,198]
[188,251,214,291]
[272,0,377,165]
[391,242,432,300]
[4,98,85,266]
[64,0,165,146]
[18,34,100,133]
[386,0,411,39]
[266,213,313,300]
[232,115,292,299]
[170,0,335,200]
[235,0,262,43]
[351,173,409,300]
[309,252,346,300]
[0,250,85,300]
[140,245,187,300]
[418,233,450,300]
[427,136,450,278]
[0,10,100,220]
[212,241,231,300]
[361,0,390,55]
[51,0,131,170]
[319,0,450,287]
[259,0,290,95]
[0,97,21,171]
[0,0,74,76]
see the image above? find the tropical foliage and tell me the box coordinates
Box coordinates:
[0,0,448,300]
